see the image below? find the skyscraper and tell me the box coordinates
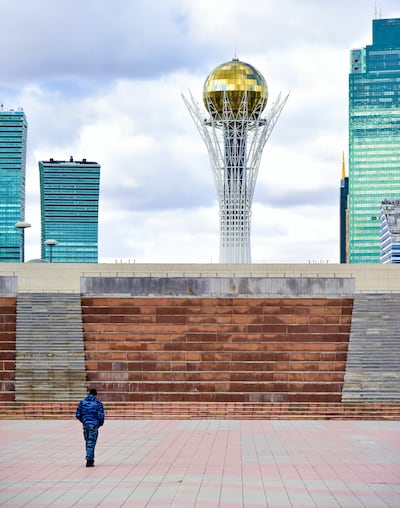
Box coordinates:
[0,108,28,262]
[340,152,349,263]
[39,157,100,263]
[348,18,400,263]
[183,58,288,263]
[380,199,400,264]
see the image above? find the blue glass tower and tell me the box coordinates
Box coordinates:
[0,108,28,262]
[348,18,400,263]
[39,158,100,263]
[380,199,400,264]
[340,152,349,263]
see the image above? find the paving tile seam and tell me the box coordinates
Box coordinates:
[121,418,206,506]
[0,420,398,508]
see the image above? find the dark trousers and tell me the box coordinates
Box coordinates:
[83,424,99,460]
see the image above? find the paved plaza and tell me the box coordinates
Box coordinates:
[0,419,399,507]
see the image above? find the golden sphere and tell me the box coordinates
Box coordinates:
[203,58,268,116]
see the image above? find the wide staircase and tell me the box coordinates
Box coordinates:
[0,297,17,402]
[0,400,398,420]
[0,292,399,419]
[80,296,353,403]
[14,293,87,401]
[342,293,400,402]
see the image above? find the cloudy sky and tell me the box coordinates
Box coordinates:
[1,0,399,264]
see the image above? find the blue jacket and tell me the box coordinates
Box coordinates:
[76,394,105,427]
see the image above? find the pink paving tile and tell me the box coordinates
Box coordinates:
[0,420,398,508]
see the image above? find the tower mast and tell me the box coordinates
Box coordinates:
[183,59,288,263]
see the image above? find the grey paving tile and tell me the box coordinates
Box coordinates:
[309,493,341,506]
[219,486,243,503]
[0,420,398,508]
[242,486,267,505]
[287,492,317,507]
[195,486,221,502]
[264,490,292,506]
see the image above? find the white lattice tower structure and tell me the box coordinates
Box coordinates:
[183,61,288,263]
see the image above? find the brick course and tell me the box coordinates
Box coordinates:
[0,298,16,401]
[81,297,353,403]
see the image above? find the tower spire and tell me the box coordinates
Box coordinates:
[183,59,288,263]
[341,151,346,180]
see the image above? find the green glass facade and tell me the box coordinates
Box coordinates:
[0,109,27,262]
[39,158,100,263]
[348,18,400,263]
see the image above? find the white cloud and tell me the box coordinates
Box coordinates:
[1,0,399,264]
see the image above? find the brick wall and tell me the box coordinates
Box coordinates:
[0,297,16,401]
[81,297,353,403]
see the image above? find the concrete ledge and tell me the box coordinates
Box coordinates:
[81,276,355,297]
[1,263,400,293]
[0,276,17,296]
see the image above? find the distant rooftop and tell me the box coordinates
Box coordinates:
[0,105,24,113]
[41,157,99,165]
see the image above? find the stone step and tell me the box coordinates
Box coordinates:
[1,401,399,420]
[342,293,400,402]
[15,293,87,402]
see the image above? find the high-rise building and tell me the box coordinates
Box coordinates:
[340,152,349,263]
[39,157,100,263]
[0,108,28,262]
[183,58,288,263]
[380,199,400,264]
[348,18,400,263]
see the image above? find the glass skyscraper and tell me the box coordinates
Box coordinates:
[380,199,400,264]
[39,158,100,263]
[0,108,28,262]
[340,152,349,263]
[348,18,400,263]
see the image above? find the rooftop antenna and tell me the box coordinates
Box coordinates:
[233,40,238,61]
[374,1,382,19]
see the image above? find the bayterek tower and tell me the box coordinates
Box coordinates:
[183,58,288,263]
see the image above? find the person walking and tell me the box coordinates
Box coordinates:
[76,388,105,467]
